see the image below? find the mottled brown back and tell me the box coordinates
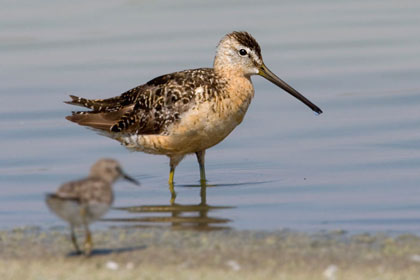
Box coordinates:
[66,68,227,135]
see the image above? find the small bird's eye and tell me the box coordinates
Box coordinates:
[239,49,247,56]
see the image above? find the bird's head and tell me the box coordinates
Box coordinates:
[90,158,140,185]
[215,31,322,114]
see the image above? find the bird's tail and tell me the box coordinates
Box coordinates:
[64,95,123,111]
[65,95,135,132]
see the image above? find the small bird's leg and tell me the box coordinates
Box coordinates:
[80,206,92,256]
[196,150,207,185]
[70,224,81,254]
[84,227,92,256]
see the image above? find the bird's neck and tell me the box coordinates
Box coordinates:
[213,54,255,110]
[215,67,254,100]
[211,67,254,125]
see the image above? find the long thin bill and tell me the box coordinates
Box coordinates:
[259,64,323,114]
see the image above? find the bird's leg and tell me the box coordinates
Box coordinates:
[80,206,92,256]
[84,227,92,257]
[70,225,81,254]
[168,155,185,185]
[169,183,176,204]
[199,180,207,205]
[168,166,175,185]
[196,150,207,185]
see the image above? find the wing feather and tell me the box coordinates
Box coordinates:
[65,68,219,135]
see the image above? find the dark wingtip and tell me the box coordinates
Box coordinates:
[64,95,80,105]
[45,193,61,203]
[45,193,55,199]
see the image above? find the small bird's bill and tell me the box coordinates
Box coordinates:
[258,63,323,114]
[122,172,140,186]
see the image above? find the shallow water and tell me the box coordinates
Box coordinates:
[1,0,420,233]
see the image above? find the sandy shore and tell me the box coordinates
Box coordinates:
[1,227,420,279]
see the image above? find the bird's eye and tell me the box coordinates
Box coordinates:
[239,49,247,56]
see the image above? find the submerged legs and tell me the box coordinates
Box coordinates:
[168,151,207,186]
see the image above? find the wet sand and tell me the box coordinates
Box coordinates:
[1,227,420,279]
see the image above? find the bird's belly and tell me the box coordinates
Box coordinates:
[121,101,249,155]
[46,197,110,226]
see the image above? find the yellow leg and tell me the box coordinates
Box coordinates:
[168,155,185,185]
[168,167,175,185]
[169,180,176,204]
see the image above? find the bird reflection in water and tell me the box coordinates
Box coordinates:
[103,183,233,231]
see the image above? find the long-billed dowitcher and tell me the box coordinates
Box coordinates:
[65,31,322,185]
[45,158,139,255]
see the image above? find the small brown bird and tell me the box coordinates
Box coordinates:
[45,158,139,256]
[65,31,322,185]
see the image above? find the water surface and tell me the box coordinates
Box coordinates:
[1,0,420,233]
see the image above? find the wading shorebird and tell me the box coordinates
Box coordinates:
[65,31,322,185]
[45,158,139,256]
